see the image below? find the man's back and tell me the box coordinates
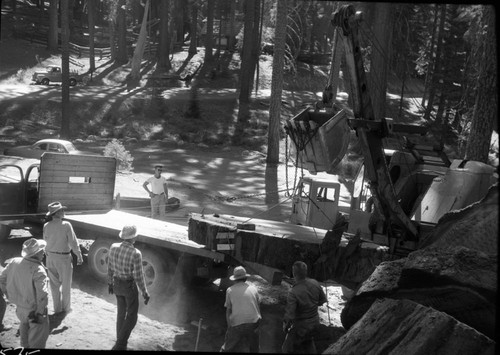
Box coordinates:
[225,282,261,326]
[286,278,326,323]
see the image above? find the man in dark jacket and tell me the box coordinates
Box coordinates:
[282,261,327,353]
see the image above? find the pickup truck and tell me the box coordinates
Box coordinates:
[31,66,86,86]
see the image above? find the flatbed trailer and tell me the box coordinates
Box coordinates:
[0,153,229,295]
[65,210,227,294]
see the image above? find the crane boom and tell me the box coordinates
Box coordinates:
[331,5,418,240]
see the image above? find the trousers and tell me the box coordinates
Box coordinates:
[113,278,139,350]
[16,307,50,349]
[46,253,73,313]
[220,321,260,353]
[150,193,167,219]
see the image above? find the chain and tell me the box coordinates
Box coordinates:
[209,188,293,202]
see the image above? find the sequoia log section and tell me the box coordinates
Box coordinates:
[188,213,390,288]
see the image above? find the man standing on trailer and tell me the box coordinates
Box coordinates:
[43,201,83,317]
[143,164,169,219]
[107,225,150,351]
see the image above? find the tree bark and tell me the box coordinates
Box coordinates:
[47,0,58,51]
[88,0,96,74]
[368,3,392,121]
[61,0,70,138]
[130,0,151,82]
[116,0,128,64]
[267,0,287,165]
[188,0,198,55]
[157,0,171,71]
[465,6,497,163]
[238,0,255,104]
[204,0,215,63]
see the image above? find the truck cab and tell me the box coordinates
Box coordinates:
[290,175,347,229]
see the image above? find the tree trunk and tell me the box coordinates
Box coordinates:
[47,0,58,51]
[227,0,236,51]
[465,6,497,163]
[116,0,128,64]
[157,0,171,71]
[424,5,446,121]
[88,0,96,75]
[130,0,151,83]
[368,3,392,121]
[204,0,215,63]
[238,0,255,104]
[61,0,70,138]
[421,4,439,107]
[248,0,261,94]
[267,0,287,165]
[188,0,198,54]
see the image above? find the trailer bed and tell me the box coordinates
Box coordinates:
[66,210,224,261]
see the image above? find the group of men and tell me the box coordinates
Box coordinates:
[0,201,83,348]
[0,164,328,352]
[221,261,327,353]
[0,201,148,351]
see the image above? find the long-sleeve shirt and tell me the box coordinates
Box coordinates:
[0,257,49,315]
[107,241,148,296]
[43,218,83,260]
[284,277,327,326]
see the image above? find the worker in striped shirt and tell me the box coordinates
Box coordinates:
[107,225,150,351]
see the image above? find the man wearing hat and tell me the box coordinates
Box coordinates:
[0,238,50,348]
[43,201,83,316]
[142,164,169,219]
[107,225,150,351]
[220,266,261,353]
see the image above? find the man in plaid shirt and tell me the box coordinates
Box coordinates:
[107,225,150,351]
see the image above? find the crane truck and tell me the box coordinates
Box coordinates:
[187,4,497,289]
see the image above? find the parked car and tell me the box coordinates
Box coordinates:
[31,66,86,86]
[3,139,94,159]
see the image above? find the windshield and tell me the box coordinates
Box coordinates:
[63,142,77,152]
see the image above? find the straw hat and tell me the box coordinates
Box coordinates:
[119,225,138,240]
[46,201,67,216]
[230,266,251,281]
[22,238,47,258]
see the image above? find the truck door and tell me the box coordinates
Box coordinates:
[308,181,340,229]
[0,165,26,217]
[290,179,311,226]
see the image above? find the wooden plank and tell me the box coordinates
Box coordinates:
[66,210,225,261]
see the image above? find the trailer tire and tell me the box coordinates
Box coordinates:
[69,78,77,86]
[88,238,113,282]
[140,248,176,296]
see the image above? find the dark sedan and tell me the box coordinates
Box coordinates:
[3,139,93,159]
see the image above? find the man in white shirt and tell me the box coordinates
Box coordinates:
[143,164,169,219]
[220,266,261,353]
[43,201,83,316]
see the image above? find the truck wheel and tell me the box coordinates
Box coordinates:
[41,78,49,85]
[69,78,77,86]
[141,248,176,296]
[88,238,113,282]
